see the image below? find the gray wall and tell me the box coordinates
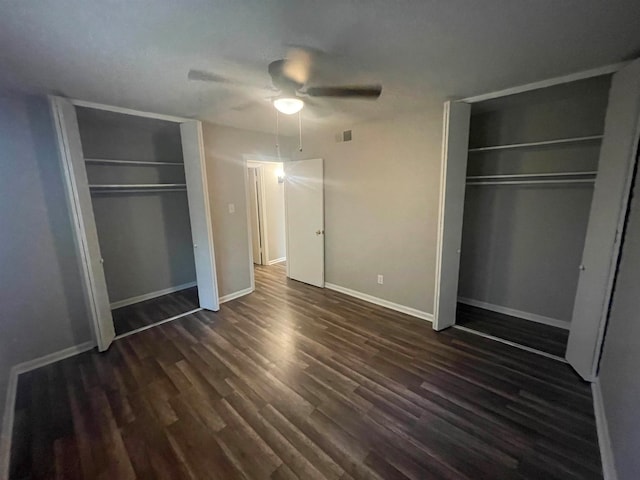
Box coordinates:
[202,123,295,297]
[292,109,444,314]
[0,93,92,445]
[458,76,611,322]
[598,152,640,479]
[76,108,196,303]
[202,110,443,313]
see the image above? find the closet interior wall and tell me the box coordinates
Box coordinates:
[76,107,196,306]
[458,76,612,326]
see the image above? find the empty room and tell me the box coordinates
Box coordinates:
[1,1,640,479]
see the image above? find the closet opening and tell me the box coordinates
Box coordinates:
[454,75,612,358]
[245,157,287,285]
[76,107,200,337]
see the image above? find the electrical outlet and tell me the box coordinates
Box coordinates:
[377,274,384,285]
[228,203,235,214]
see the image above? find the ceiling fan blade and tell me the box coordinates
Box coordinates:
[305,85,382,99]
[230,100,262,112]
[189,69,279,96]
[187,69,239,84]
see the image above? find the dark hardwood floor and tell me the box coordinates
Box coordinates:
[112,287,199,336]
[456,303,570,357]
[10,264,601,479]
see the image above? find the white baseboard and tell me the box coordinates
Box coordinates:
[219,287,254,304]
[1,340,95,480]
[110,281,197,309]
[592,380,618,480]
[267,257,286,266]
[325,283,433,322]
[457,297,570,330]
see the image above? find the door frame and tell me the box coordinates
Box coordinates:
[433,61,627,334]
[50,97,220,351]
[243,154,285,291]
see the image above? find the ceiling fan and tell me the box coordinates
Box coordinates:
[187,48,382,115]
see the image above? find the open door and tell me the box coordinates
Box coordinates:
[285,158,324,287]
[566,59,640,380]
[248,167,264,265]
[180,121,220,311]
[433,101,471,331]
[50,96,115,351]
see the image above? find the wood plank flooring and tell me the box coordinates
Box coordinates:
[112,287,199,336]
[456,303,570,357]
[10,264,601,479]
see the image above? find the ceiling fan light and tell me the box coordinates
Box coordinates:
[273,97,304,115]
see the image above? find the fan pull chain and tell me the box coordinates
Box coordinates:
[275,109,281,161]
[298,111,303,152]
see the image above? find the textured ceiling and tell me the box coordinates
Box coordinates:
[1,0,639,134]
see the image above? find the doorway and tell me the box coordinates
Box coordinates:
[434,60,640,379]
[453,77,611,358]
[246,159,287,269]
[244,156,325,290]
[51,97,219,350]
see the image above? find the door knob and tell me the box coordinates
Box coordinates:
[579,264,585,271]
[315,229,324,235]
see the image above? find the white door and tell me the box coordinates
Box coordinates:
[50,96,116,351]
[180,121,220,311]
[566,59,640,380]
[285,158,324,287]
[433,101,471,331]
[248,168,263,264]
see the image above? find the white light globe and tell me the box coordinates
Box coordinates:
[273,97,304,115]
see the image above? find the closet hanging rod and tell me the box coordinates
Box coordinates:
[468,135,603,152]
[89,183,186,189]
[85,158,184,166]
[466,179,595,186]
[467,171,597,180]
[90,188,187,194]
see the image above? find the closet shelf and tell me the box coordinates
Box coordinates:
[466,178,595,186]
[85,158,184,166]
[466,171,597,181]
[468,134,603,152]
[89,184,187,193]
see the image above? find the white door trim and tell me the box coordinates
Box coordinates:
[243,160,257,291]
[70,99,190,123]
